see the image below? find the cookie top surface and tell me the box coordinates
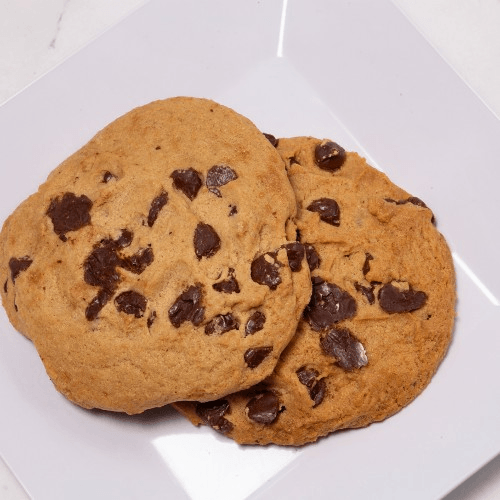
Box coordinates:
[0,99,311,414]
[173,136,456,445]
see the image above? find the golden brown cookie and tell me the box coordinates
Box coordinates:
[173,137,456,445]
[0,100,311,414]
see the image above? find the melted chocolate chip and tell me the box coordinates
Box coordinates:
[362,253,373,275]
[228,205,238,216]
[303,277,357,331]
[284,242,305,272]
[196,400,233,434]
[114,290,147,318]
[307,198,340,226]
[244,346,273,368]
[121,247,154,274]
[204,313,239,335]
[206,165,238,197]
[147,192,168,227]
[83,244,122,290]
[296,367,326,407]
[46,192,92,241]
[115,229,133,248]
[85,289,113,321]
[147,310,157,328]
[9,256,33,283]
[245,311,266,336]
[251,252,282,290]
[385,197,436,224]
[170,169,202,200]
[378,282,427,313]
[320,326,368,371]
[263,133,279,148]
[354,282,376,305]
[102,171,116,183]
[296,367,318,389]
[168,285,205,327]
[212,270,240,294]
[314,141,346,172]
[246,391,279,424]
[194,223,221,259]
[309,378,326,407]
[304,244,321,271]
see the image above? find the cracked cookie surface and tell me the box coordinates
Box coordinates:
[174,136,456,445]
[0,99,311,414]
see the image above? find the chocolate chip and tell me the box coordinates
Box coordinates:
[385,197,436,224]
[309,378,326,407]
[320,326,368,371]
[354,282,376,305]
[9,256,33,283]
[114,290,147,318]
[83,244,122,290]
[304,277,357,331]
[147,310,157,328]
[121,247,154,274]
[206,165,238,197]
[212,270,240,294]
[378,282,427,313]
[196,399,233,434]
[284,242,305,272]
[85,289,113,321]
[228,205,238,217]
[244,346,273,368]
[147,191,168,227]
[46,192,92,241]
[362,253,373,275]
[263,133,279,148]
[246,391,279,424]
[307,198,340,226]
[251,252,282,290]
[245,311,266,336]
[168,285,205,327]
[114,229,133,249]
[3,280,7,293]
[296,367,318,389]
[194,223,221,259]
[170,169,202,200]
[290,156,300,166]
[304,244,321,271]
[102,171,116,183]
[204,313,239,335]
[314,140,346,172]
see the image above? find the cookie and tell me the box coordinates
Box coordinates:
[173,137,456,445]
[0,99,312,414]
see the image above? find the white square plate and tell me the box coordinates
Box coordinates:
[1,1,499,499]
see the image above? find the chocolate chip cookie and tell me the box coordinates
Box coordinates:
[0,99,311,414]
[173,137,456,445]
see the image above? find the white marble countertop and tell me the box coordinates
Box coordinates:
[0,1,499,498]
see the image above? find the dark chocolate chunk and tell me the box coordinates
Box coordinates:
[147,191,168,227]
[245,311,266,336]
[102,171,116,183]
[296,367,326,407]
[284,242,305,272]
[196,399,233,434]
[246,391,279,424]
[263,133,279,148]
[304,277,357,331]
[83,244,122,290]
[212,270,240,294]
[304,244,321,271]
[204,313,239,335]
[354,282,376,305]
[378,282,427,313]
[307,198,340,226]
[114,290,147,318]
[309,378,326,407]
[206,165,238,197]
[194,223,221,259]
[121,247,154,274]
[296,367,318,389]
[168,285,205,327]
[320,326,368,371]
[314,141,346,172]
[228,205,238,216]
[250,252,282,290]
[170,169,202,201]
[114,229,133,249]
[9,256,33,283]
[385,197,436,224]
[362,253,373,275]
[46,192,92,241]
[244,346,273,368]
[85,289,113,321]
[147,310,157,328]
